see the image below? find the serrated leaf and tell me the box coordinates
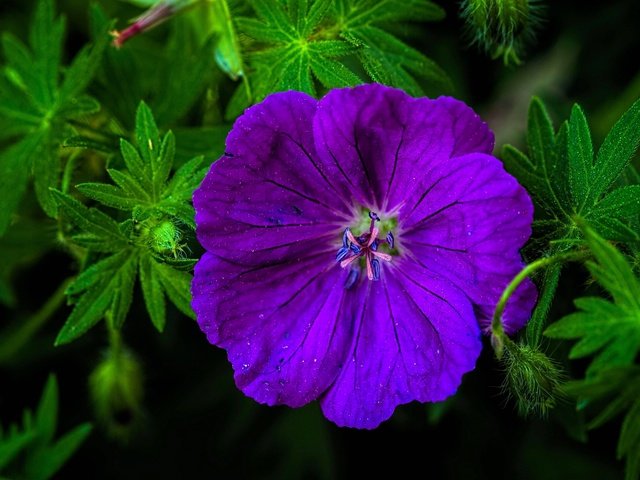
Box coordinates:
[587,98,640,206]
[107,169,151,202]
[0,0,106,226]
[135,101,160,170]
[75,183,139,211]
[119,139,148,187]
[66,250,133,295]
[52,190,127,245]
[568,104,593,210]
[154,132,175,194]
[0,131,46,235]
[139,254,166,332]
[154,262,194,319]
[55,250,136,345]
[545,226,640,377]
[590,185,640,219]
[503,97,640,256]
[108,252,138,329]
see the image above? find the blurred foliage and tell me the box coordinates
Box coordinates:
[0,0,639,478]
[0,375,92,480]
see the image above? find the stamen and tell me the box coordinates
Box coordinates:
[366,227,379,247]
[372,251,392,262]
[340,255,361,269]
[366,254,374,280]
[344,268,359,289]
[371,259,381,281]
[342,228,350,248]
[336,247,350,262]
[335,210,396,284]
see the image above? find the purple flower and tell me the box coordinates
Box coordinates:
[192,83,536,429]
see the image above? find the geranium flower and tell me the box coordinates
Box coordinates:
[192,83,536,429]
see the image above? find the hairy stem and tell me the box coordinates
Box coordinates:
[491,249,590,358]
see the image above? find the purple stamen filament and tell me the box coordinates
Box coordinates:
[337,212,393,281]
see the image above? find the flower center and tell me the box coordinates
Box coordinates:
[336,211,395,286]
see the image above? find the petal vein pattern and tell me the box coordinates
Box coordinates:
[192,83,536,429]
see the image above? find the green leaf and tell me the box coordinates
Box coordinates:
[75,183,140,211]
[502,97,640,254]
[35,375,58,445]
[587,97,640,207]
[0,430,36,471]
[139,254,166,332]
[545,226,640,377]
[568,104,593,210]
[135,101,161,170]
[26,423,92,480]
[233,0,447,115]
[55,250,136,345]
[0,0,107,227]
[590,185,640,219]
[52,190,127,246]
[0,132,46,235]
[154,262,194,319]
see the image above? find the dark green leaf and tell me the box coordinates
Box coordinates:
[568,104,593,210]
[75,183,139,211]
[55,250,136,345]
[0,132,46,235]
[35,375,58,444]
[154,262,194,319]
[52,190,127,245]
[26,423,92,480]
[139,254,166,332]
[588,97,640,206]
[135,101,160,171]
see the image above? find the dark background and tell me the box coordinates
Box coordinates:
[1,0,638,478]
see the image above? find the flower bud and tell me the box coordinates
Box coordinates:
[501,342,564,417]
[460,0,542,64]
[89,347,144,440]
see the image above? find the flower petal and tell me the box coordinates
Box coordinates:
[313,84,494,212]
[193,252,358,407]
[400,152,536,334]
[193,90,351,265]
[435,96,495,157]
[319,263,481,429]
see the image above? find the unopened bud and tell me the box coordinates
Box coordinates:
[501,342,564,417]
[460,0,543,65]
[89,347,144,440]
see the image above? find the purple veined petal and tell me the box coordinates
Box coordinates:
[435,96,495,157]
[193,91,353,265]
[313,84,495,212]
[192,251,359,408]
[399,152,536,334]
[319,261,481,429]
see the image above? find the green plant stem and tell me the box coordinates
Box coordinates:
[0,278,73,364]
[491,249,590,358]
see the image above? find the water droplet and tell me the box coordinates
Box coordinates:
[313,358,317,363]
[242,363,250,370]
[258,313,264,319]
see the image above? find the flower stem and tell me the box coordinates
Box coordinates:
[0,278,73,365]
[491,249,590,358]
